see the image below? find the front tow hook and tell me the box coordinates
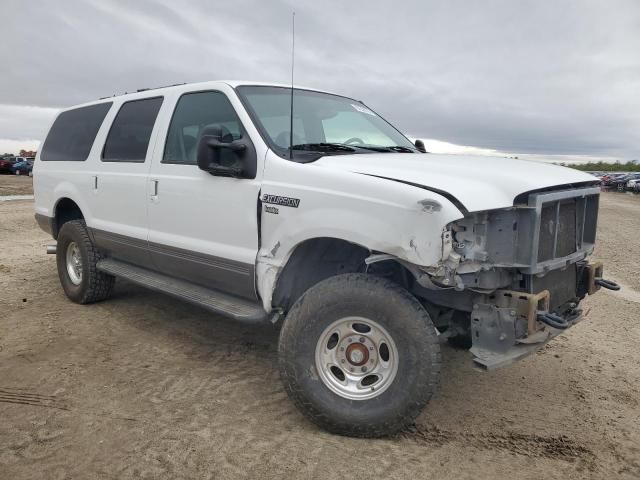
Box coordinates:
[595,278,621,291]
[537,312,570,329]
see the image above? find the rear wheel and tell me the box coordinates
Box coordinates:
[278,273,441,437]
[56,220,114,303]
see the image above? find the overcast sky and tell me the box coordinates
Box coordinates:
[1,0,638,161]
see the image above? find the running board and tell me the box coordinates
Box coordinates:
[97,259,268,323]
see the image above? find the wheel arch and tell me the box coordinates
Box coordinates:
[267,236,414,313]
[52,197,84,239]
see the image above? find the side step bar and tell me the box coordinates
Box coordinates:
[97,259,268,323]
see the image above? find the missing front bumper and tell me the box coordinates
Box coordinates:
[469,261,610,370]
[470,310,582,370]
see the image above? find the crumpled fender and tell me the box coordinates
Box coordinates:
[256,153,465,312]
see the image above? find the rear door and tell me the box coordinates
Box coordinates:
[146,88,262,300]
[89,96,164,268]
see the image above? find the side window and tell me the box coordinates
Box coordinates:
[102,97,163,162]
[163,91,242,165]
[40,103,112,161]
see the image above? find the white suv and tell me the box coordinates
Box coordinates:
[34,81,616,437]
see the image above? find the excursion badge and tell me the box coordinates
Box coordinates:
[262,194,300,208]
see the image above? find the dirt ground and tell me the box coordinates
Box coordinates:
[0,174,33,196]
[1,187,639,479]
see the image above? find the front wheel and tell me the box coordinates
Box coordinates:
[278,273,441,437]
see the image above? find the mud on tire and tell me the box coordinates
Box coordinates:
[56,219,115,304]
[278,273,441,438]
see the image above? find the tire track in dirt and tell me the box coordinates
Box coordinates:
[401,423,596,468]
[0,387,69,411]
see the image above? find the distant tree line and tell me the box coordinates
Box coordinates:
[554,160,640,172]
[1,150,37,158]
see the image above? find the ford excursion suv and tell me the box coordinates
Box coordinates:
[33,81,617,437]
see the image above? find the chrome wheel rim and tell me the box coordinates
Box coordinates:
[65,241,83,285]
[315,316,398,400]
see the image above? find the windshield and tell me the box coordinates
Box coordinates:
[236,86,417,160]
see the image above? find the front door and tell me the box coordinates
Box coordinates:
[147,89,262,300]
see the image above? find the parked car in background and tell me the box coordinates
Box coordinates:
[599,174,613,185]
[625,174,640,191]
[0,157,17,174]
[602,173,628,189]
[609,173,639,191]
[11,158,33,175]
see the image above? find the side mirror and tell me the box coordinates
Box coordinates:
[196,126,247,177]
[414,139,427,153]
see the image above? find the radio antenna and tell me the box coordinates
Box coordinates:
[289,11,295,160]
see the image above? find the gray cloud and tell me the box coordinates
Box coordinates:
[0,0,638,159]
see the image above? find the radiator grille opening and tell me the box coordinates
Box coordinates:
[534,193,598,265]
[556,200,577,257]
[538,204,557,262]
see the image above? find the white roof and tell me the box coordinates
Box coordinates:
[64,80,343,112]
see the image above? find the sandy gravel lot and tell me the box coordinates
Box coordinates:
[0,175,33,196]
[1,185,639,479]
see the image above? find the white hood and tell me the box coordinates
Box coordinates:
[314,153,597,212]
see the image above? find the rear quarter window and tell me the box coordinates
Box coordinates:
[102,97,163,162]
[40,102,113,161]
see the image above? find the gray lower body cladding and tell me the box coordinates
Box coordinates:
[88,228,258,301]
[35,213,54,236]
[34,215,258,301]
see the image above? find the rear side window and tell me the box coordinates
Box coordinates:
[40,103,112,161]
[102,97,163,162]
[163,91,242,164]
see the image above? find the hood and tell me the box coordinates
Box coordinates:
[314,153,597,212]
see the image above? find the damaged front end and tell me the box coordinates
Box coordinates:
[411,186,620,369]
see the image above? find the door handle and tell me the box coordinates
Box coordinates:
[151,179,158,197]
[92,175,98,190]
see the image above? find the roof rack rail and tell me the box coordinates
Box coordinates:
[98,82,187,100]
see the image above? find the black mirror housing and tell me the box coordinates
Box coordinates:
[196,126,256,178]
[414,139,427,153]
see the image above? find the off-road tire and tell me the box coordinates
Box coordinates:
[278,273,441,438]
[56,219,114,303]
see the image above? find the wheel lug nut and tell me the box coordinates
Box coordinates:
[349,367,354,372]
[361,366,367,372]
[341,359,345,363]
[340,347,344,351]
[369,346,374,350]
[348,338,352,342]
[359,337,365,343]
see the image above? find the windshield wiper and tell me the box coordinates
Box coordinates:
[291,143,356,152]
[329,143,417,153]
[347,144,395,152]
[384,145,416,153]
[290,143,416,155]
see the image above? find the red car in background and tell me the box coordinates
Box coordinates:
[0,158,17,174]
